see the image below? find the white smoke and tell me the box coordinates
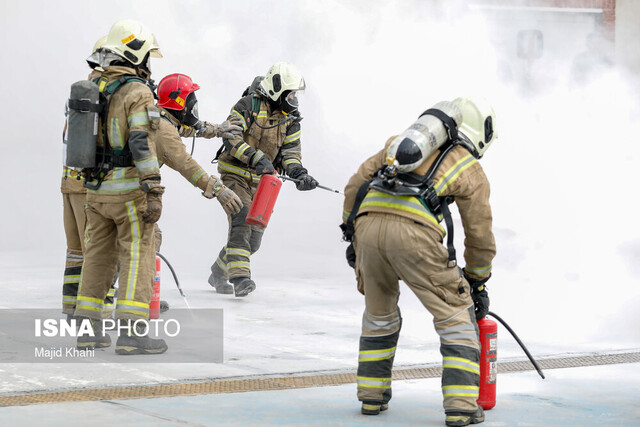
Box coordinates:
[0,0,638,347]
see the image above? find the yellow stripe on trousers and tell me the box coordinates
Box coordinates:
[125,200,141,301]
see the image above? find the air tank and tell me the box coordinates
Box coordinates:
[65,80,100,168]
[386,100,462,172]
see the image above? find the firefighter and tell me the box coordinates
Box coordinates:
[342,97,497,426]
[204,62,317,297]
[73,19,168,354]
[61,36,116,319]
[153,72,243,232]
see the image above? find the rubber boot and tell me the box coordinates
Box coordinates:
[160,300,170,313]
[361,401,389,415]
[115,320,168,355]
[445,407,485,426]
[231,277,256,297]
[76,316,111,350]
[208,262,233,294]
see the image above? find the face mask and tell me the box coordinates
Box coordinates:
[182,92,200,128]
[281,90,299,114]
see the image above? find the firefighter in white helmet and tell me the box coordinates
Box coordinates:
[61,36,117,319]
[73,19,168,355]
[200,62,317,297]
[342,97,497,426]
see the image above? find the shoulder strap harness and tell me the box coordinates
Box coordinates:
[83,75,146,189]
[343,109,464,268]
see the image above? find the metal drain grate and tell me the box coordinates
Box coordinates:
[1,350,638,407]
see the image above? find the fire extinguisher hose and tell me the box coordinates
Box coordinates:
[488,311,545,379]
[156,252,191,309]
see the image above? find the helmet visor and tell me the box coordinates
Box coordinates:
[149,48,163,59]
[282,90,301,114]
[285,90,299,107]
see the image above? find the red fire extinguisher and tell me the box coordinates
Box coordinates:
[246,174,282,228]
[477,316,497,410]
[149,256,161,319]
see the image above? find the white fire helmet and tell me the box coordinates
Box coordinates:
[259,62,306,102]
[92,35,108,53]
[102,19,162,66]
[452,97,497,159]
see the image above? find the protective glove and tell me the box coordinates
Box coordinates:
[202,177,243,216]
[346,243,356,269]
[140,181,165,224]
[464,270,490,320]
[197,118,244,139]
[178,125,196,138]
[196,122,217,138]
[288,167,318,191]
[216,186,243,216]
[255,158,275,175]
[294,174,318,191]
[217,117,244,139]
[250,151,275,175]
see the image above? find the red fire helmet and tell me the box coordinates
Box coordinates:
[157,73,200,110]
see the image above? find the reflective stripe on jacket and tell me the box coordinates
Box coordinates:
[343,136,496,280]
[86,66,159,202]
[218,94,304,178]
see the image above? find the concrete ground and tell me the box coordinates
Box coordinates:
[1,361,639,426]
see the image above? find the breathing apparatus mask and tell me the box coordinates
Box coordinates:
[280,90,300,115]
[182,92,201,129]
[165,91,201,130]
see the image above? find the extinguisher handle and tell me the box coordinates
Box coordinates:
[487,311,545,379]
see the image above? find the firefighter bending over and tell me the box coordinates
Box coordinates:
[342,97,497,426]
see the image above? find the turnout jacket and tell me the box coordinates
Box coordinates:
[61,167,85,194]
[343,137,496,280]
[155,107,212,191]
[217,93,304,182]
[85,66,160,203]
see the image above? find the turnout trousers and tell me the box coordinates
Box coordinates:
[210,172,264,281]
[74,193,155,321]
[62,192,115,316]
[62,192,87,315]
[354,212,481,413]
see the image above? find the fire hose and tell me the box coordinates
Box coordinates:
[488,310,545,379]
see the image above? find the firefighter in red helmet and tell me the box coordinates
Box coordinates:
[137,73,242,292]
[154,73,243,217]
